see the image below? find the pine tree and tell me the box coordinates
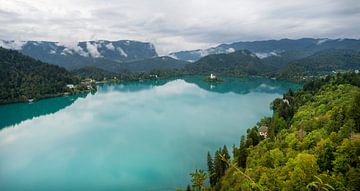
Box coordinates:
[222,145,230,171]
[207,152,216,186]
[214,149,222,184]
[232,144,239,160]
[238,135,247,168]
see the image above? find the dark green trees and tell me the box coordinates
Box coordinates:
[246,127,260,147]
[238,135,247,168]
[0,47,78,104]
[207,152,216,186]
[350,92,360,132]
[207,145,231,187]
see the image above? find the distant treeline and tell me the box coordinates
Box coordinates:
[73,49,360,83]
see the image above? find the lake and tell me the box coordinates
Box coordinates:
[0,76,300,191]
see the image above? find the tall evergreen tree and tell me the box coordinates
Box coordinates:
[214,149,223,184]
[238,135,247,168]
[246,128,260,147]
[222,145,230,171]
[207,152,216,186]
[232,144,239,161]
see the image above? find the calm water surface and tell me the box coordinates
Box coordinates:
[0,76,300,191]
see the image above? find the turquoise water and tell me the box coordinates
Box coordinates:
[0,76,300,191]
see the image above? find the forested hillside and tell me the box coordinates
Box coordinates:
[185,72,360,191]
[184,49,360,82]
[185,50,274,76]
[170,38,360,62]
[0,47,80,104]
[0,40,158,70]
[278,49,360,81]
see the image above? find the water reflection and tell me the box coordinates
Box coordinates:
[0,77,300,130]
[98,76,301,95]
[0,94,87,129]
[183,76,302,94]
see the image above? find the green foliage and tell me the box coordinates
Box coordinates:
[278,49,360,82]
[349,91,360,132]
[0,47,79,104]
[190,169,207,191]
[185,50,274,77]
[188,72,360,191]
[307,175,335,191]
[237,135,247,168]
[207,152,216,186]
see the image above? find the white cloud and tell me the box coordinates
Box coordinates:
[255,52,279,59]
[105,42,115,51]
[0,40,27,50]
[0,0,359,55]
[316,38,329,45]
[56,41,89,57]
[86,42,102,58]
[117,47,128,57]
[226,48,235,53]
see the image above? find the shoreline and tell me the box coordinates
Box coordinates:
[0,89,95,105]
[0,73,310,105]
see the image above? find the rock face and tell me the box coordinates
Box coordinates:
[169,38,360,62]
[0,40,158,70]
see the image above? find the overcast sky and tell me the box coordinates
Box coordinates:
[0,0,359,54]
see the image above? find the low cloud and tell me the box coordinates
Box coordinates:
[86,42,102,58]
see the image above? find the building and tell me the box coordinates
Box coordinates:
[355,70,359,74]
[66,84,75,89]
[150,74,158,78]
[210,73,216,79]
[259,126,268,138]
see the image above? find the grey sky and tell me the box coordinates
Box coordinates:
[0,0,359,54]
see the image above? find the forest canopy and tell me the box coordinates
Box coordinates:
[186,72,360,191]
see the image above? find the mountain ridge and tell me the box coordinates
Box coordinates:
[0,39,158,70]
[169,38,360,62]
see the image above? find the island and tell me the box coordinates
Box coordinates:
[204,73,224,82]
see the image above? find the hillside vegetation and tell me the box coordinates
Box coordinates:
[185,72,360,191]
[0,47,80,104]
[185,50,274,76]
[278,49,360,81]
[183,48,360,82]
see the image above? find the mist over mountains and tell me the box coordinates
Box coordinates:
[1,38,360,77]
[169,38,360,62]
[0,40,158,70]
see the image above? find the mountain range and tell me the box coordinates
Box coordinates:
[1,38,360,81]
[0,40,158,70]
[169,38,360,62]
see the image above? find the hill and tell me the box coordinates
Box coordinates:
[72,66,119,81]
[185,72,360,191]
[0,47,81,104]
[118,56,189,73]
[0,40,158,70]
[169,38,360,62]
[185,50,274,76]
[278,49,360,81]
